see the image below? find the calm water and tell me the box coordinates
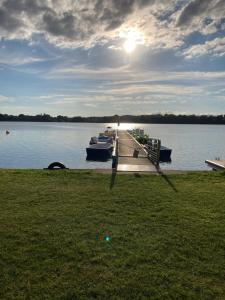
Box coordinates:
[0,122,225,170]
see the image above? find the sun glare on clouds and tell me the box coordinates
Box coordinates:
[123,39,136,53]
[121,28,145,53]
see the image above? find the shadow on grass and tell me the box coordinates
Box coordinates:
[156,165,178,192]
[110,168,117,189]
[109,166,177,192]
[134,173,142,178]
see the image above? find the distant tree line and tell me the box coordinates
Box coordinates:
[1,113,225,124]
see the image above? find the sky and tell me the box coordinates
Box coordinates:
[0,0,225,116]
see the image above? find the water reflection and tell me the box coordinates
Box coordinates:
[0,122,225,170]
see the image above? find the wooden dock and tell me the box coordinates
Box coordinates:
[115,130,157,172]
[205,160,225,171]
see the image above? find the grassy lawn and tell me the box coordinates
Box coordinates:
[0,170,225,299]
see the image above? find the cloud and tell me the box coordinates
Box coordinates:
[42,11,77,39]
[0,0,179,49]
[176,0,225,33]
[84,103,98,108]
[4,66,225,115]
[0,95,10,102]
[0,7,21,31]
[177,0,210,27]
[0,42,48,66]
[29,69,225,107]
[0,0,224,63]
[184,37,225,58]
[0,55,46,66]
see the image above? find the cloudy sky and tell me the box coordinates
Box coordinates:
[0,0,225,116]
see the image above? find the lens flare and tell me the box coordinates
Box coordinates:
[104,235,110,241]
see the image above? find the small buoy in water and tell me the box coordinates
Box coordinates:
[6,130,10,135]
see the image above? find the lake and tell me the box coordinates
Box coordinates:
[0,122,224,170]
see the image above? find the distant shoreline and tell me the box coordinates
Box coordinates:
[1,113,225,125]
[0,121,225,125]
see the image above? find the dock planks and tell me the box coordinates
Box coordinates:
[117,130,156,172]
[205,160,225,170]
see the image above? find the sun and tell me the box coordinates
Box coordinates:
[123,38,136,53]
[121,28,145,54]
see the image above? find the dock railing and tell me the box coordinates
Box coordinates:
[112,130,118,169]
[146,138,161,165]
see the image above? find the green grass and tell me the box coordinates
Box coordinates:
[0,170,225,299]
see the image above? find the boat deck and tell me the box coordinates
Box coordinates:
[117,130,156,172]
